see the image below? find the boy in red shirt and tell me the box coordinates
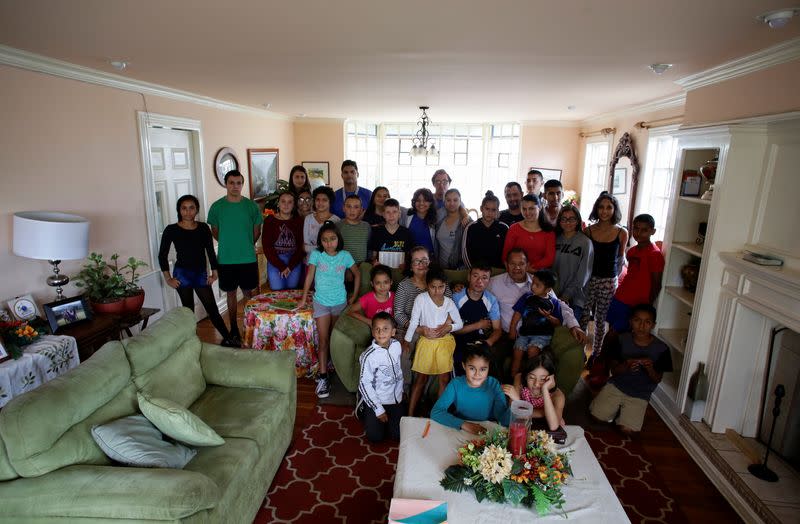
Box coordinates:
[607,214,664,333]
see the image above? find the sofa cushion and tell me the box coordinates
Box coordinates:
[138,393,224,447]
[0,436,17,481]
[0,464,218,521]
[0,342,139,477]
[123,307,207,407]
[189,386,291,452]
[91,415,197,468]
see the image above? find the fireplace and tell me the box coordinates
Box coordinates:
[758,328,799,470]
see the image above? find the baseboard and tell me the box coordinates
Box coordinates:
[650,393,773,524]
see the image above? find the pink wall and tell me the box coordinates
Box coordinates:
[520,125,580,191]
[683,59,800,126]
[293,121,345,188]
[0,64,293,305]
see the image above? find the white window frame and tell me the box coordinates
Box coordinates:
[580,136,613,218]
[636,126,680,242]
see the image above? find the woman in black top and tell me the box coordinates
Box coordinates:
[288,165,312,196]
[159,195,234,346]
[461,190,509,269]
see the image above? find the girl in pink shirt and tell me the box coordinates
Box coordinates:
[349,265,394,326]
[502,194,556,272]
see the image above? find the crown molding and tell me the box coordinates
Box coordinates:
[0,44,292,121]
[580,93,686,127]
[519,120,580,128]
[294,117,347,124]
[676,37,800,91]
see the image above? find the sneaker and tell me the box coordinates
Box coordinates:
[354,392,366,420]
[220,338,238,348]
[315,377,331,399]
[229,333,242,347]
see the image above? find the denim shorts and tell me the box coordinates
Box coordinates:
[312,300,346,319]
[173,267,208,288]
[514,335,552,351]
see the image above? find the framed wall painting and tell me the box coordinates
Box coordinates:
[302,161,330,190]
[6,294,39,321]
[612,167,627,195]
[214,147,239,187]
[530,167,562,181]
[42,295,92,334]
[247,148,279,201]
[0,339,9,363]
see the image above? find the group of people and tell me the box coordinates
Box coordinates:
[158,161,672,442]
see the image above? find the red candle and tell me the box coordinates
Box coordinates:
[509,422,528,456]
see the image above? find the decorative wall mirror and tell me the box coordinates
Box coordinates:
[214,147,239,187]
[608,132,640,230]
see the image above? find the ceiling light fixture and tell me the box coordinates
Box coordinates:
[411,106,439,159]
[567,105,576,111]
[757,8,800,28]
[648,63,672,75]
[109,60,128,71]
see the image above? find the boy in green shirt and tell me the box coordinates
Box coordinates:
[207,170,263,346]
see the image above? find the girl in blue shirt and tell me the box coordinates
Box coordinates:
[299,222,361,398]
[431,343,510,434]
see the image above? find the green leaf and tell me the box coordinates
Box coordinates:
[439,466,468,493]
[532,485,551,516]
[502,479,527,505]
[511,458,524,475]
[474,483,487,503]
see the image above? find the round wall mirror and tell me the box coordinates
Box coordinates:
[214,147,239,187]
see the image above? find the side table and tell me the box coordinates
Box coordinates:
[58,315,121,362]
[118,307,160,337]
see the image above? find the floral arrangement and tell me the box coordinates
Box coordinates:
[440,428,571,516]
[562,189,579,207]
[0,320,43,359]
[262,208,276,218]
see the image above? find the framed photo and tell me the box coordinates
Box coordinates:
[612,167,627,195]
[530,167,562,181]
[0,339,9,363]
[247,148,279,201]
[214,147,239,187]
[302,161,330,190]
[6,294,40,321]
[0,306,11,322]
[43,295,92,334]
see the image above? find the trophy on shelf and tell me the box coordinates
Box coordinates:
[699,158,717,200]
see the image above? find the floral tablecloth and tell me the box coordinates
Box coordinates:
[0,335,80,408]
[244,290,319,377]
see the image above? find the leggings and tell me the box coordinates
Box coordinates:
[176,286,230,340]
[267,253,302,290]
[580,276,617,356]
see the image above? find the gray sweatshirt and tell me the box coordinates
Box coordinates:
[554,232,594,308]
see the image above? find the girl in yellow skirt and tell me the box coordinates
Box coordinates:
[405,267,464,416]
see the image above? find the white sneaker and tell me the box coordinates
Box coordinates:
[315,377,331,399]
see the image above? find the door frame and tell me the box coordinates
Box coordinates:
[136,111,208,311]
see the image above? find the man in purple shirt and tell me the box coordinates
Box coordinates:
[332,160,372,218]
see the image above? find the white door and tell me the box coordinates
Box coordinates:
[145,125,217,319]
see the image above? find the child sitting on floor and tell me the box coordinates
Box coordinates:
[590,304,672,434]
[503,352,565,431]
[357,312,404,443]
[348,264,394,326]
[431,343,510,434]
[508,269,563,377]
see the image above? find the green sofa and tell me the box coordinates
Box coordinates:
[330,263,585,396]
[0,307,296,523]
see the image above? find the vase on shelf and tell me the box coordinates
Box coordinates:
[680,259,700,292]
[687,362,709,401]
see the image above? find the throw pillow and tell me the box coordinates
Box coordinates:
[91,415,197,468]
[138,393,225,447]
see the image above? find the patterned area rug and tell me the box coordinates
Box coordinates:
[254,406,685,523]
[255,405,398,524]
[584,429,689,523]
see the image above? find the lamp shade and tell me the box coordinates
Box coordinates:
[13,211,90,261]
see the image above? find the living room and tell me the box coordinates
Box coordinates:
[1,1,799,523]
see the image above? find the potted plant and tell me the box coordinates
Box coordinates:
[73,253,148,315]
[261,179,290,213]
[122,256,149,314]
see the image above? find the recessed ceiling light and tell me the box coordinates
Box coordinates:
[757,8,800,28]
[109,60,128,71]
[648,63,672,75]
[567,105,576,111]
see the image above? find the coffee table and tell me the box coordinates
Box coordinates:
[394,417,630,523]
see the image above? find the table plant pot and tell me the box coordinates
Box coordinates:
[123,290,145,314]
[91,298,126,315]
[73,253,148,315]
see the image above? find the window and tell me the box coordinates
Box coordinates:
[345,122,379,188]
[580,140,611,218]
[638,134,677,242]
[346,121,520,210]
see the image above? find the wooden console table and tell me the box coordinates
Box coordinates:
[57,308,160,361]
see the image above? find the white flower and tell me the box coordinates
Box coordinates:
[464,477,473,486]
[524,462,532,470]
[478,444,513,484]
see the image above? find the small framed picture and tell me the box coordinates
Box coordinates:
[0,306,11,322]
[302,161,330,190]
[247,148,279,201]
[6,294,40,321]
[43,295,92,334]
[612,167,627,195]
[0,339,10,363]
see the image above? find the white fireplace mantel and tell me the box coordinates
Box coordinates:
[705,252,800,437]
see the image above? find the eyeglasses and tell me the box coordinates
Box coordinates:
[297,197,312,203]
[559,217,577,223]
[411,258,430,266]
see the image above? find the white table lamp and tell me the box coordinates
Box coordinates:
[12,211,90,300]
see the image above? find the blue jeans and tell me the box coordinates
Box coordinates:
[267,253,301,290]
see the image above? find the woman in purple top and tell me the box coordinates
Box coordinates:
[401,188,437,256]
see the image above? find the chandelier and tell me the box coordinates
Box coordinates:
[411,106,439,158]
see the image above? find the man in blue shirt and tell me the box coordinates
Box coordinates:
[431,169,451,209]
[332,159,372,218]
[452,264,502,375]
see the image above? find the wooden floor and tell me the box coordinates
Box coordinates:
[196,307,742,523]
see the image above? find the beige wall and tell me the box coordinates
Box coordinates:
[683,59,800,126]
[0,64,293,306]
[293,121,345,188]
[520,125,580,191]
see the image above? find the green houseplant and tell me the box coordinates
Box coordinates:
[73,253,148,315]
[122,256,149,314]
